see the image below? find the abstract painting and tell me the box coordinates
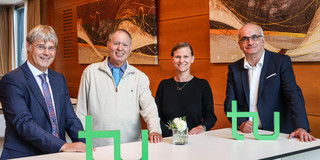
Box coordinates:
[77,0,158,64]
[209,0,320,63]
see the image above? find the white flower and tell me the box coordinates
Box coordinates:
[173,117,180,122]
[173,118,187,132]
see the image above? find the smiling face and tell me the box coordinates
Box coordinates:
[27,40,56,72]
[172,47,194,73]
[238,24,265,57]
[107,30,132,67]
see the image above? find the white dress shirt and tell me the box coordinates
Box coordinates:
[244,51,265,128]
[27,61,57,113]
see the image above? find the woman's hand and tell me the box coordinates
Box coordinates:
[189,125,205,135]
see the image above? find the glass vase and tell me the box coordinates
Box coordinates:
[172,128,188,145]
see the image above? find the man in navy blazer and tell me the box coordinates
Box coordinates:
[0,25,86,159]
[224,23,316,142]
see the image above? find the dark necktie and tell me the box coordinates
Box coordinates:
[39,73,59,138]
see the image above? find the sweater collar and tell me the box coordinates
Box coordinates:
[99,57,135,75]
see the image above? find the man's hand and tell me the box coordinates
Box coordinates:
[61,142,96,152]
[288,128,316,142]
[189,125,205,135]
[240,121,253,133]
[148,132,163,143]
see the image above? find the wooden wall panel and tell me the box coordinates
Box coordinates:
[157,0,208,21]
[308,115,320,138]
[293,63,320,115]
[56,33,78,61]
[53,6,77,35]
[212,104,231,129]
[158,15,210,60]
[54,0,88,10]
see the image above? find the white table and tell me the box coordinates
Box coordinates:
[12,128,320,160]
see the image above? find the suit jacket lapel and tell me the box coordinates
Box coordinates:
[258,50,271,98]
[21,63,50,118]
[240,59,250,104]
[48,69,61,122]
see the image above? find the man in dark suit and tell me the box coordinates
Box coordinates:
[0,25,86,159]
[224,23,316,142]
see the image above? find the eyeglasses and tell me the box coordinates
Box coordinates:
[33,44,56,52]
[239,35,263,43]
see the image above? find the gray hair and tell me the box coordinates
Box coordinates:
[26,25,58,46]
[238,23,264,39]
[108,28,132,44]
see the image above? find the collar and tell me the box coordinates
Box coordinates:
[27,61,48,77]
[244,51,265,69]
[107,57,127,72]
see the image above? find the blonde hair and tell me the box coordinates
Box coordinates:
[26,25,58,46]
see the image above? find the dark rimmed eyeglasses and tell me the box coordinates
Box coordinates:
[239,35,263,43]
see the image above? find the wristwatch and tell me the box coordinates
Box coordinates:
[202,125,206,131]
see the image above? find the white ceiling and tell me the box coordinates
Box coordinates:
[0,0,24,5]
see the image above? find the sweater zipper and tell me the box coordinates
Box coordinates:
[113,69,132,92]
[115,76,119,92]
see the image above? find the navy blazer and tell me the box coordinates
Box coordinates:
[224,50,310,134]
[0,62,84,159]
